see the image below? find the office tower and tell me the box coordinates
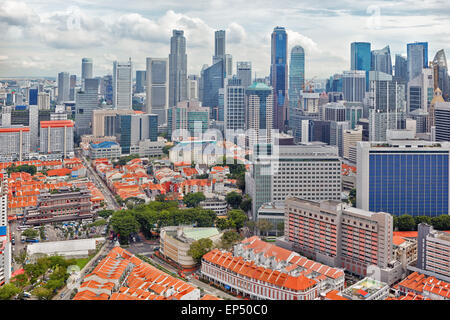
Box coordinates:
[246,82,273,150]
[371,46,392,75]
[39,120,74,157]
[326,74,343,93]
[310,120,331,144]
[324,102,347,121]
[368,109,406,141]
[369,71,406,113]
[236,61,252,88]
[246,143,341,219]
[119,113,158,154]
[216,88,225,122]
[69,75,77,101]
[432,49,449,101]
[29,104,39,152]
[357,139,450,217]
[289,46,305,110]
[270,26,288,130]
[91,108,135,137]
[409,109,429,133]
[285,197,393,277]
[135,70,146,93]
[394,54,408,83]
[214,30,226,60]
[417,223,450,281]
[300,92,320,113]
[343,126,363,163]
[28,88,38,105]
[407,68,434,113]
[169,30,188,108]
[330,121,350,157]
[345,102,363,129]
[434,98,450,141]
[75,78,100,135]
[201,60,224,111]
[102,75,113,104]
[57,72,70,103]
[407,42,428,81]
[146,58,169,124]
[187,75,199,100]
[0,175,11,285]
[0,126,30,161]
[113,59,132,110]
[225,54,233,77]
[351,42,371,90]
[168,100,209,140]
[224,76,245,131]
[342,70,366,102]
[81,58,93,89]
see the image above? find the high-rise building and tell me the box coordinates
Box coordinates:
[224,76,245,131]
[236,61,252,88]
[368,71,406,113]
[214,30,225,60]
[246,143,341,219]
[407,42,428,81]
[343,126,363,163]
[146,58,169,124]
[39,120,74,158]
[285,197,393,277]
[342,70,366,102]
[28,88,38,106]
[351,42,371,90]
[434,99,450,141]
[135,70,146,93]
[0,174,11,285]
[225,54,233,78]
[407,68,434,113]
[113,59,133,110]
[357,138,450,217]
[201,60,224,111]
[394,54,408,83]
[368,109,406,141]
[371,46,392,75]
[246,82,273,150]
[289,45,305,111]
[118,113,158,154]
[187,75,199,100]
[38,92,50,110]
[75,78,99,135]
[91,108,136,137]
[81,58,93,89]
[57,72,70,104]
[169,30,188,108]
[168,99,209,140]
[330,121,350,157]
[0,126,30,161]
[270,26,288,131]
[324,102,347,122]
[29,104,39,152]
[432,49,449,101]
[69,75,77,101]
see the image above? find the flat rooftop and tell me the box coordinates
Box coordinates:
[182,227,219,241]
[342,277,388,300]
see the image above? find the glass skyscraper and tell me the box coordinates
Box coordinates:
[289,45,305,109]
[351,42,371,90]
[394,54,408,83]
[169,30,187,108]
[371,46,392,75]
[407,42,428,81]
[270,26,288,131]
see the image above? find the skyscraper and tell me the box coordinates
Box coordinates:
[394,54,408,83]
[82,58,93,89]
[214,30,226,60]
[288,45,305,109]
[351,42,371,90]
[57,72,70,104]
[342,70,366,102]
[371,46,392,75]
[246,82,273,150]
[0,175,11,285]
[270,27,288,131]
[113,59,132,110]
[407,42,428,81]
[236,61,252,88]
[201,60,224,111]
[146,58,169,124]
[169,30,188,108]
[28,88,38,105]
[432,49,449,101]
[135,70,146,93]
[224,76,245,131]
[75,78,100,135]
[69,74,77,101]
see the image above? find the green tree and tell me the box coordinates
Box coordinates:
[348,188,356,207]
[98,210,114,219]
[22,228,39,239]
[257,219,273,236]
[32,287,53,300]
[183,192,206,208]
[227,209,248,231]
[216,218,234,231]
[110,211,140,244]
[0,283,20,300]
[414,216,432,229]
[188,238,213,262]
[431,215,450,230]
[226,191,243,209]
[239,197,252,212]
[220,231,242,249]
[276,221,284,236]
[11,273,29,289]
[397,214,416,231]
[162,145,173,155]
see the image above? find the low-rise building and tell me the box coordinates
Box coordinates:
[257,201,285,236]
[396,271,450,300]
[88,141,121,159]
[341,277,389,300]
[199,197,227,216]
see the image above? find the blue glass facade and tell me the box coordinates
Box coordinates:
[29,88,38,105]
[368,151,449,217]
[351,42,371,90]
[202,59,224,111]
[120,115,131,154]
[270,27,288,130]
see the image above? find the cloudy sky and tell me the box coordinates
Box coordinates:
[0,0,449,79]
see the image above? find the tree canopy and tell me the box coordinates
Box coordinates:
[0,283,20,300]
[188,238,213,262]
[183,192,206,208]
[226,191,242,209]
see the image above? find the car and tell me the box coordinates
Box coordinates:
[23,292,31,298]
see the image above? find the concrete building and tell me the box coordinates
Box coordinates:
[38,92,50,110]
[343,126,363,163]
[57,72,70,104]
[341,277,389,300]
[0,126,30,161]
[416,223,450,282]
[91,108,135,137]
[119,113,158,154]
[168,100,209,140]
[246,82,273,151]
[159,226,222,269]
[407,68,434,113]
[434,100,450,142]
[169,30,188,108]
[89,141,121,159]
[135,70,146,93]
[81,58,93,90]
[113,59,133,110]
[342,70,366,102]
[224,76,245,132]
[257,201,285,236]
[246,143,341,219]
[75,78,100,135]
[146,58,169,124]
[199,197,227,216]
[27,238,104,262]
[357,138,450,217]
[39,120,74,158]
[236,61,252,88]
[283,197,393,277]
[0,175,11,285]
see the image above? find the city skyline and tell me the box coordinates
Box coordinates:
[1,0,450,79]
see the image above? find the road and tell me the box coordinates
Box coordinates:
[75,148,120,211]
